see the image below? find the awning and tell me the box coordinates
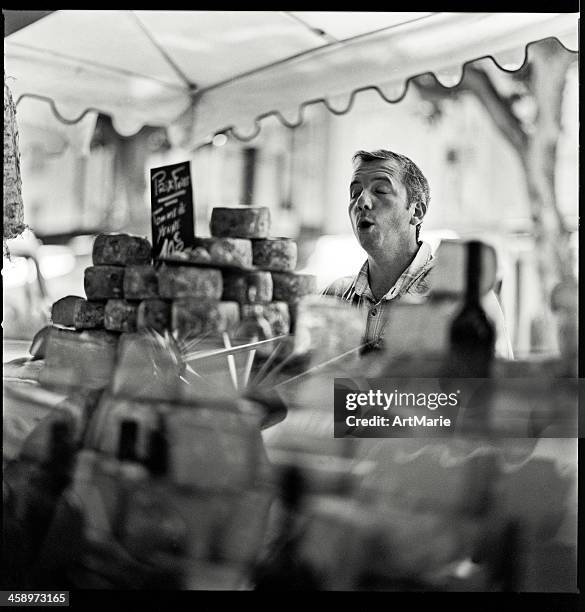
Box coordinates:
[4,10,578,151]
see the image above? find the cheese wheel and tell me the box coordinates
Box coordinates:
[271,272,317,302]
[104,299,139,333]
[210,207,270,239]
[84,266,125,300]
[189,246,213,263]
[76,301,105,329]
[51,296,105,329]
[241,302,290,336]
[252,238,297,271]
[92,233,152,266]
[123,265,159,299]
[194,237,253,268]
[222,270,273,304]
[38,327,119,391]
[136,299,171,334]
[157,265,223,300]
[209,238,253,268]
[51,296,84,326]
[172,299,240,339]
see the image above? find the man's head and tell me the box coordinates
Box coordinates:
[348,149,430,257]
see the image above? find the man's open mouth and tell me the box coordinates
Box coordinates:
[358,219,375,230]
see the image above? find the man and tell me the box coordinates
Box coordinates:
[323,149,513,359]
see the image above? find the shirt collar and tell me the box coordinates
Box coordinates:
[354,241,434,301]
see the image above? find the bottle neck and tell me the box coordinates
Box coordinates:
[47,421,74,472]
[465,240,482,305]
[147,427,169,478]
[449,240,495,378]
[118,420,140,463]
[278,465,307,553]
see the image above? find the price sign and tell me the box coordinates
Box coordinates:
[150,161,195,259]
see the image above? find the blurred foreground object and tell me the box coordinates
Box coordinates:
[431,239,511,361]
[3,420,75,587]
[254,466,322,590]
[4,71,26,256]
[550,276,577,377]
[429,239,498,297]
[447,241,496,378]
[293,295,365,363]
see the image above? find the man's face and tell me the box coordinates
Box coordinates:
[349,158,414,255]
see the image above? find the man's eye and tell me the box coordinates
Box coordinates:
[350,189,361,199]
[375,187,390,194]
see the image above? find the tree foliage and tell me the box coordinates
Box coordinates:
[412,38,577,322]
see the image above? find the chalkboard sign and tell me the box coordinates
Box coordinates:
[150,161,195,259]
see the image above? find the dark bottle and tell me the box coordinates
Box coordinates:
[119,420,188,588]
[2,473,30,588]
[112,419,148,540]
[254,465,321,591]
[29,492,85,589]
[145,422,170,478]
[449,240,496,378]
[492,519,524,592]
[44,421,75,490]
[460,451,499,518]
[116,419,148,480]
[19,421,75,573]
[473,518,524,592]
[118,419,139,462]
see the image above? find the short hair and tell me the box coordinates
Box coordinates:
[352,149,430,243]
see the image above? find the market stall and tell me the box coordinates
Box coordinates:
[4,11,577,148]
[2,10,579,592]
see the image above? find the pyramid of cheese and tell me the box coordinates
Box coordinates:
[208,206,316,335]
[47,232,240,339]
[42,206,318,390]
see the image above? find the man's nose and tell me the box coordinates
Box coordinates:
[356,190,373,210]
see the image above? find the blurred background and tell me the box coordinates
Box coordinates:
[3,14,578,361]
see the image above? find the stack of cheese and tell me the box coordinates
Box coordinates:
[52,233,154,333]
[40,207,317,390]
[182,206,317,337]
[40,233,155,390]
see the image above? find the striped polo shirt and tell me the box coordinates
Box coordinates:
[322,242,435,348]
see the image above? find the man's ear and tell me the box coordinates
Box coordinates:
[409,200,427,226]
